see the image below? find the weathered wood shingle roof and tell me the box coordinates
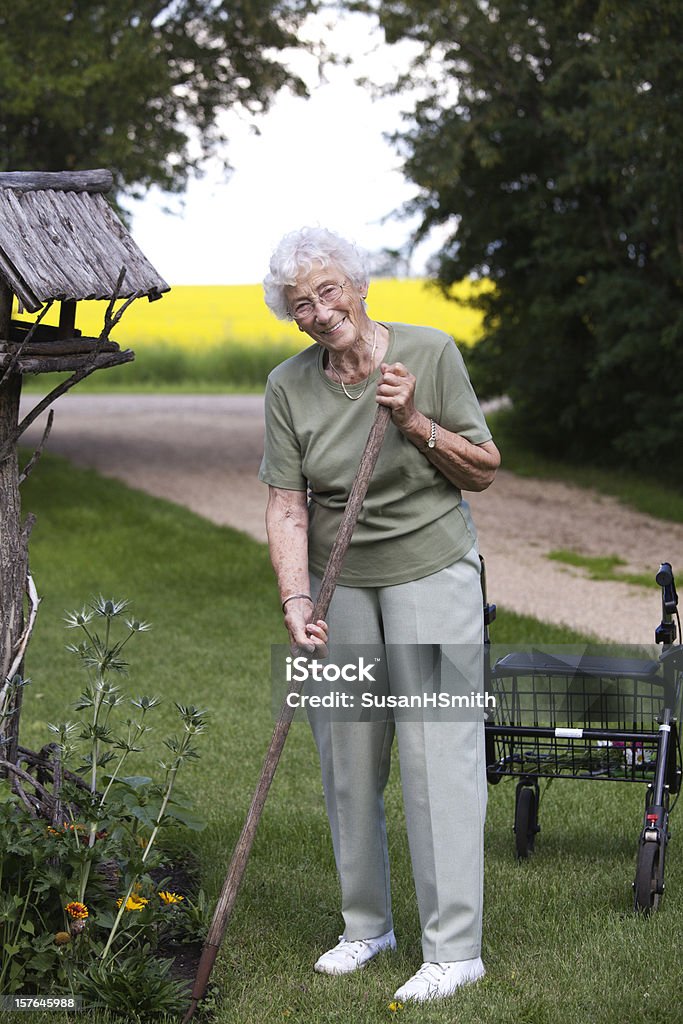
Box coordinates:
[0,169,169,312]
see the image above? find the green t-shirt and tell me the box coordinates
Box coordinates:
[258,321,492,587]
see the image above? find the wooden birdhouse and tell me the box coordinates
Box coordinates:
[0,168,169,375]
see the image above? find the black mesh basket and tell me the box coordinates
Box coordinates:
[485,651,680,783]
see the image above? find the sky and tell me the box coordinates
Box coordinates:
[125,11,440,287]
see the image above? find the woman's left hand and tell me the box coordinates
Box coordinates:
[376,362,419,430]
[376,361,501,491]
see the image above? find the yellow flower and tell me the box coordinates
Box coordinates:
[54,931,71,945]
[65,901,88,920]
[116,894,149,911]
[388,1001,404,1012]
[158,891,185,905]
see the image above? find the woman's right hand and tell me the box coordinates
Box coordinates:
[284,603,329,657]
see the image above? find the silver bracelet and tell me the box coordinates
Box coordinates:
[281,593,313,614]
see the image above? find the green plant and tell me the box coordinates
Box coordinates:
[99,701,207,962]
[0,597,208,1017]
[0,793,68,993]
[71,951,188,1017]
[168,887,211,944]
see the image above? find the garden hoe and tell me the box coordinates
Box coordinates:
[181,405,392,1022]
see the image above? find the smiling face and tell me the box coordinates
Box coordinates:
[285,263,372,355]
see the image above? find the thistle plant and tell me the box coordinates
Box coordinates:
[51,598,155,901]
[64,597,152,801]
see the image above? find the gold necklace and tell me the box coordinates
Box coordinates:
[328,324,378,401]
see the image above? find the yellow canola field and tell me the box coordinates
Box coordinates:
[54,278,488,351]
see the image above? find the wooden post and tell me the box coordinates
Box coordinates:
[57,300,77,340]
[0,280,27,772]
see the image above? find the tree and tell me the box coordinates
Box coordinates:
[358,0,683,474]
[0,0,317,199]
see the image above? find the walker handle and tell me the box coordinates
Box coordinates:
[656,562,673,589]
[655,563,678,645]
[656,562,678,615]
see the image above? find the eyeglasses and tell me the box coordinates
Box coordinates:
[289,281,346,322]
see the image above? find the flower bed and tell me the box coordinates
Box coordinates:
[0,598,209,1017]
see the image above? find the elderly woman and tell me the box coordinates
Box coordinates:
[259,227,500,1003]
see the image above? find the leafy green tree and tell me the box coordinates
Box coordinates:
[0,0,316,198]
[359,0,683,474]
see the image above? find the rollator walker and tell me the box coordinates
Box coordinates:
[481,560,681,913]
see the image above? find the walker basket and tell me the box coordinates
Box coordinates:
[485,650,681,784]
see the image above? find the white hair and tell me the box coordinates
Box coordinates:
[263,226,370,320]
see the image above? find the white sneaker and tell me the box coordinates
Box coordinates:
[314,929,397,975]
[393,957,485,1002]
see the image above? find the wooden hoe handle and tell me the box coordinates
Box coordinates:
[182,405,392,1022]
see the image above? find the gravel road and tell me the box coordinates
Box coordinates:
[19,393,683,645]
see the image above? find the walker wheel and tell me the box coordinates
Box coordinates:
[634,840,664,913]
[514,785,539,860]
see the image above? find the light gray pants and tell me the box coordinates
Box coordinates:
[308,546,487,962]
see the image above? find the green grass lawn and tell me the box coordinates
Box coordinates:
[13,455,683,1023]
